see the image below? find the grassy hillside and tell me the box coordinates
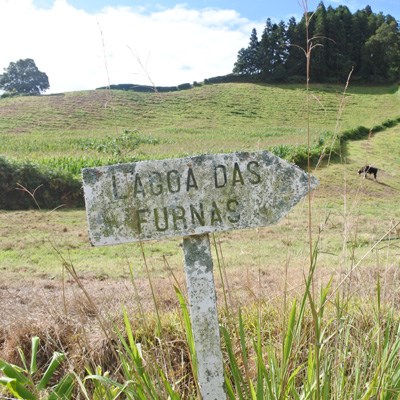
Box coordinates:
[1,83,399,171]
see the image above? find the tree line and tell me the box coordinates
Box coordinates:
[233,3,400,83]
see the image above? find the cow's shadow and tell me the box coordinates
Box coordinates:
[373,180,397,190]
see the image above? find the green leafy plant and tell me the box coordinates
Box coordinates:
[0,336,74,399]
[83,307,181,399]
[80,129,159,157]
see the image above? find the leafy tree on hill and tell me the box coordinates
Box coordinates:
[0,58,49,96]
[362,21,400,82]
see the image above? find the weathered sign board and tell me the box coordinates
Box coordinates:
[83,151,318,245]
[82,150,318,399]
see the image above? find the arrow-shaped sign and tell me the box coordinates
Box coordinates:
[83,150,318,246]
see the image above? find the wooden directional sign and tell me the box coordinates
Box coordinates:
[82,150,318,246]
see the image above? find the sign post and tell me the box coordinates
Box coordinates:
[82,150,318,399]
[182,234,225,399]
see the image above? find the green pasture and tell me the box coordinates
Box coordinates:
[1,124,399,280]
[1,83,399,171]
[0,81,398,280]
[0,83,399,279]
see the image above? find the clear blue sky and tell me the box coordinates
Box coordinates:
[37,0,400,21]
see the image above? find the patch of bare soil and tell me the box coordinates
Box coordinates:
[0,264,312,331]
[0,273,183,368]
[0,266,298,358]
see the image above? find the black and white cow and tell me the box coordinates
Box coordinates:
[358,165,378,180]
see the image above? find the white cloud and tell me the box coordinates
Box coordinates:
[0,0,256,93]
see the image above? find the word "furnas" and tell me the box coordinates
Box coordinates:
[112,161,261,199]
[132,199,240,234]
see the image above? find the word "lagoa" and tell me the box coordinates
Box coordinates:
[111,161,261,200]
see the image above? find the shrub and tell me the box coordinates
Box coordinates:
[269,144,293,159]
[371,124,385,133]
[204,74,262,84]
[0,157,83,210]
[340,126,370,142]
[79,129,159,157]
[382,118,397,128]
[177,83,192,90]
[96,83,181,93]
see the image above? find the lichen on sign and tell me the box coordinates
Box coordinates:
[82,150,318,246]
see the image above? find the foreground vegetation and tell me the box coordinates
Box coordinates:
[1,127,400,397]
[3,283,400,399]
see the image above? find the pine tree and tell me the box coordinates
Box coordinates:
[351,9,370,77]
[286,16,305,80]
[233,28,261,75]
[310,2,328,82]
[259,19,289,81]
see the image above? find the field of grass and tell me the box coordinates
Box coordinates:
[1,126,399,282]
[1,82,399,278]
[1,82,400,398]
[1,83,399,171]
